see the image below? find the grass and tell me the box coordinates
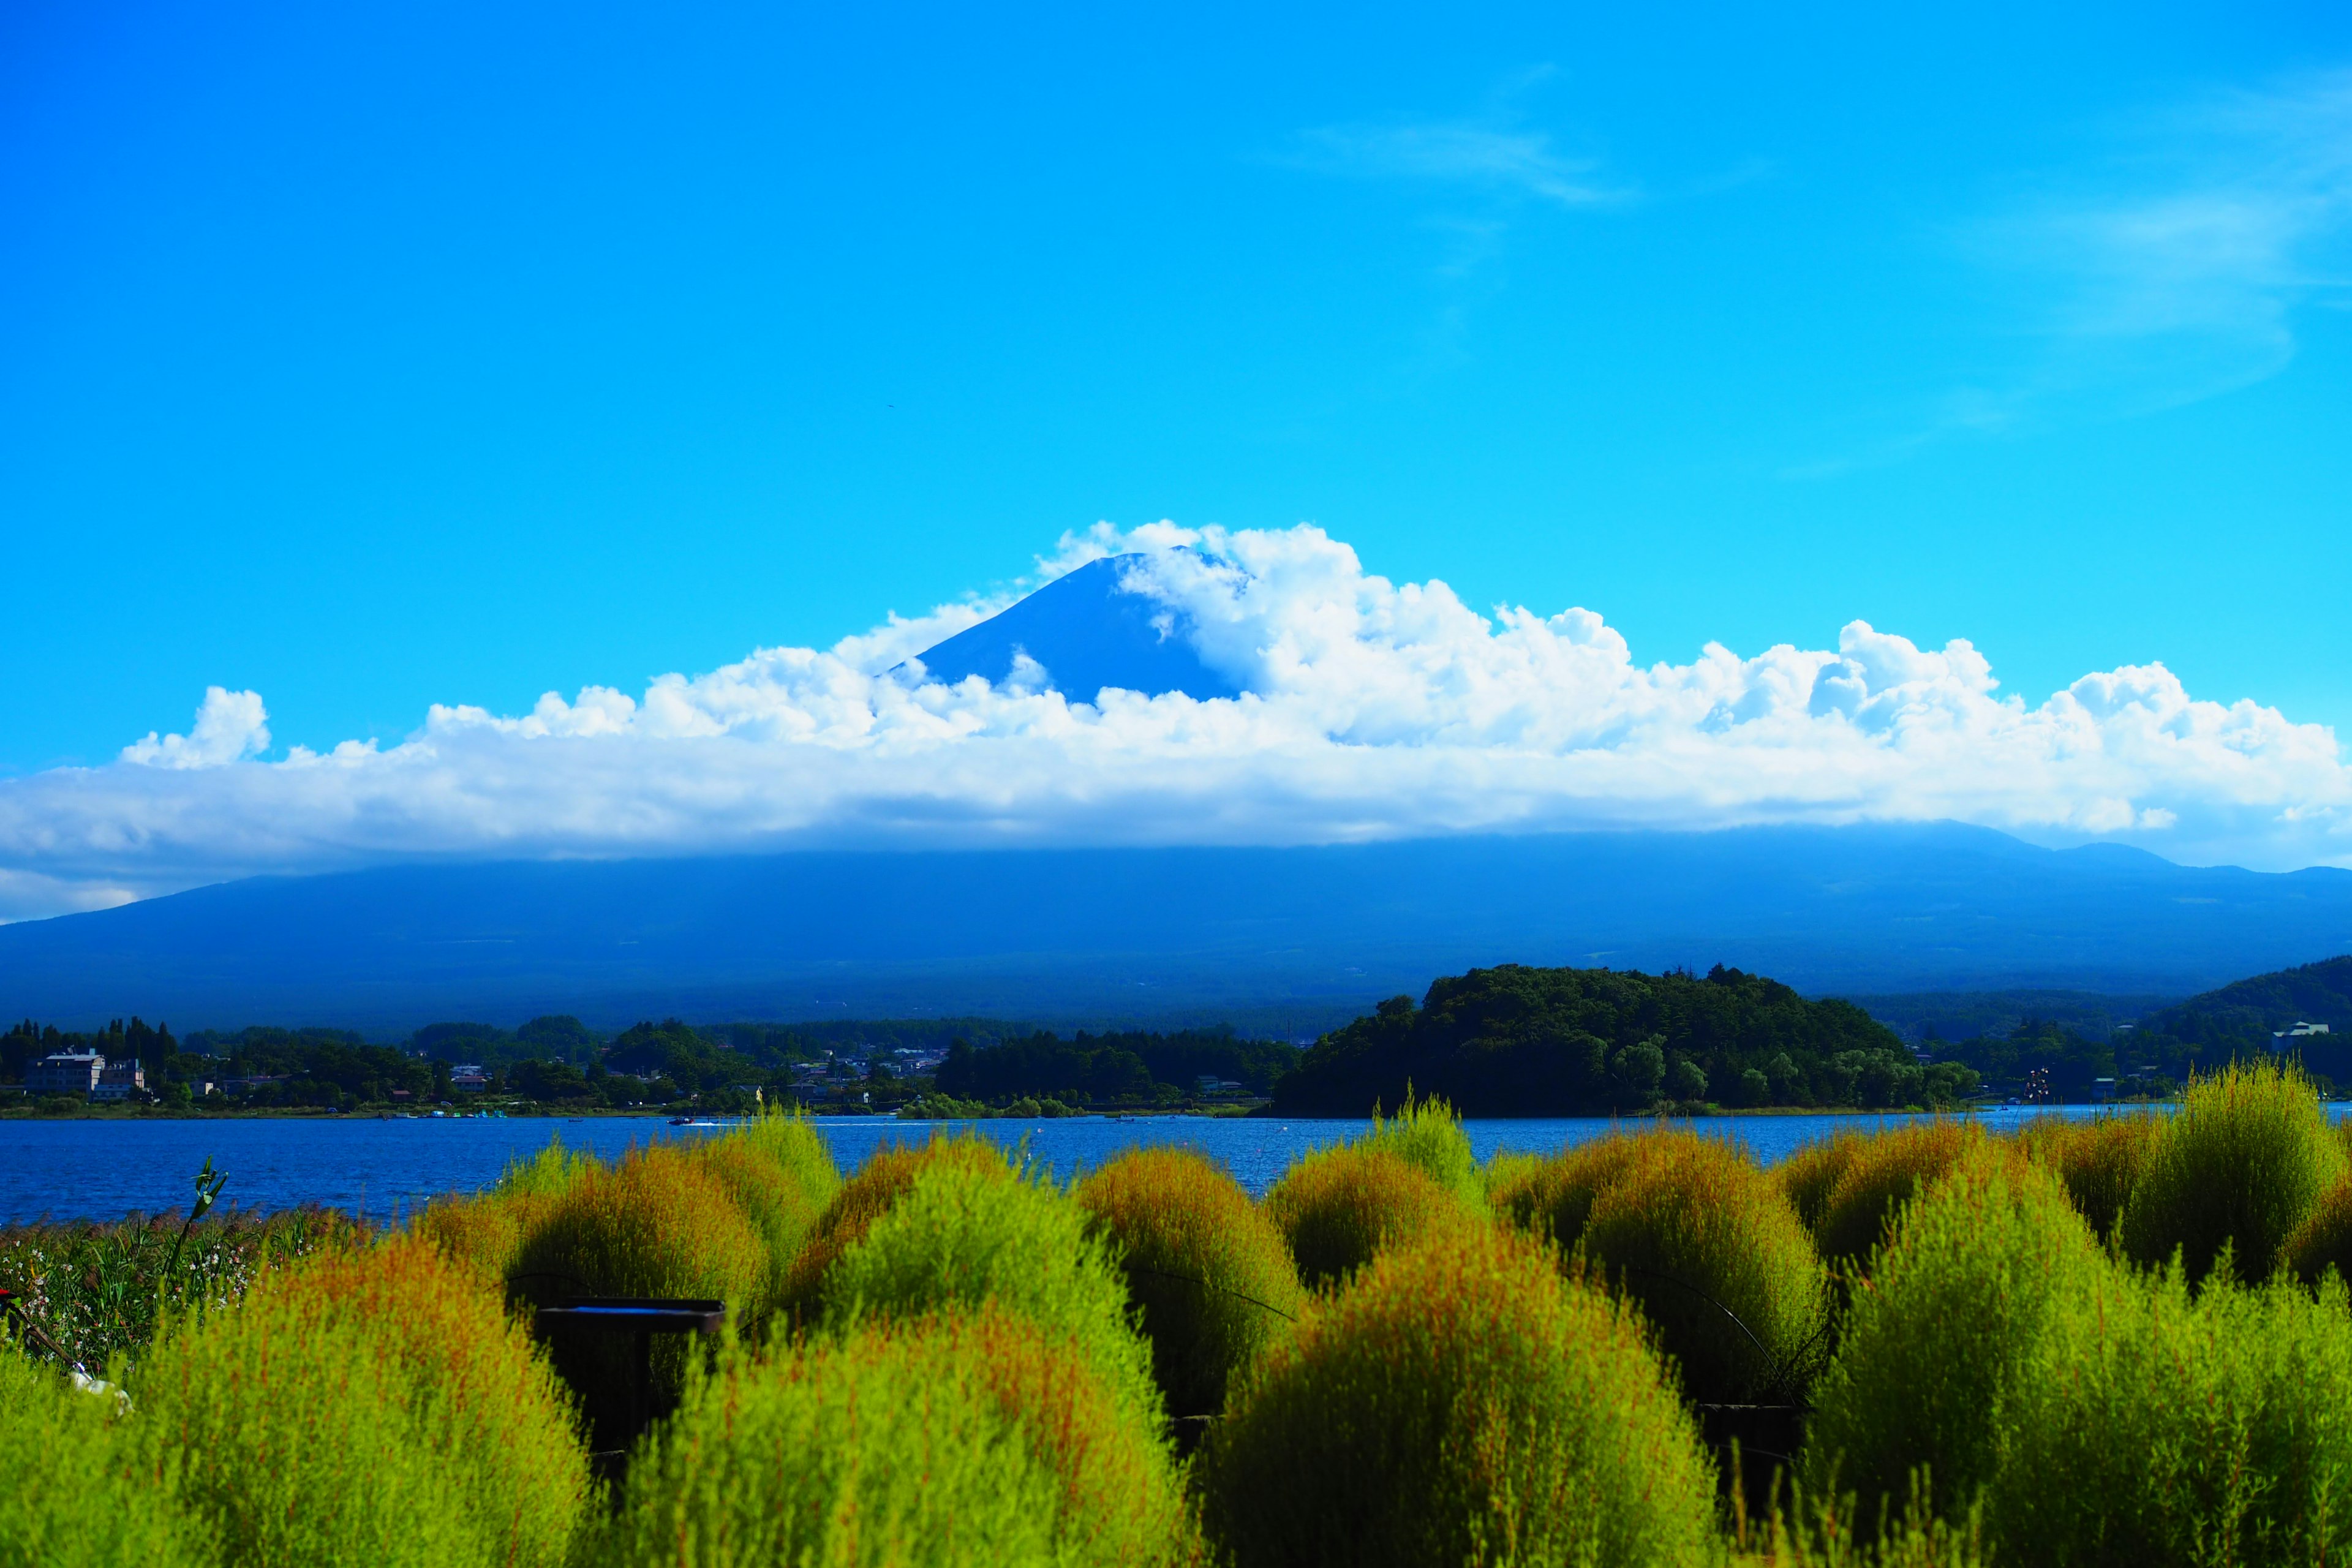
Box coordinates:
[0,1206,365,1371]
[1196,1223,1719,1568]
[1074,1145,1305,1427]
[2117,1059,2342,1285]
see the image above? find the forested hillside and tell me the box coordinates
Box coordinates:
[1274,963,1975,1115]
[2125,956,2352,1083]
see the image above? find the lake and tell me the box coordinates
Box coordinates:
[0,1102,2245,1226]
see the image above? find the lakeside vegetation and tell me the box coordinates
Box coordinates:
[1273,965,1979,1115]
[13,1064,2352,1564]
[9,954,2349,1121]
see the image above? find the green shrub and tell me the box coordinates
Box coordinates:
[1776,1131,1865,1235]
[1196,1224,1718,1568]
[1074,1146,1305,1425]
[777,1134,1014,1322]
[1810,1120,1987,1273]
[600,1306,1188,1568]
[1360,1090,1483,1210]
[690,1113,840,1333]
[509,1143,769,1446]
[410,1190,542,1288]
[2119,1060,2342,1285]
[1485,1133,1645,1253]
[1,1336,206,1568]
[511,1141,768,1306]
[1578,1128,1829,1404]
[1478,1148,1546,1204]
[1736,1483,1985,1568]
[1262,1144,1471,1291]
[1989,1265,2352,1567]
[2012,1113,2155,1245]
[2285,1172,2352,1288]
[816,1150,1164,1439]
[1800,1148,2104,1526]
[133,1238,591,1568]
[497,1136,598,1199]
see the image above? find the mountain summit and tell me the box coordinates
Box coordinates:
[907,553,1240,701]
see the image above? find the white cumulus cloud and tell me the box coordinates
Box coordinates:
[118,687,271,769]
[1,523,2346,922]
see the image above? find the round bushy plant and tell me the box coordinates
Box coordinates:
[816,1150,1164,1439]
[512,1141,768,1306]
[2013,1112,2155,1245]
[1074,1146,1305,1425]
[1486,1133,1645,1253]
[1989,1265,2352,1567]
[690,1112,839,1332]
[1801,1149,2105,1526]
[410,1190,542,1287]
[1810,1120,1987,1272]
[2,1335,205,1568]
[1196,1224,1718,1568]
[1360,1090,1483,1210]
[2285,1174,2352,1288]
[2119,1060,2342,1285]
[135,1238,592,1568]
[1578,1128,1829,1404]
[777,1134,1011,1322]
[1775,1131,1864,1235]
[1262,1144,1469,1291]
[603,1306,1189,1568]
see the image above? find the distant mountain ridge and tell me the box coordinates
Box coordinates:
[2,823,2349,1034]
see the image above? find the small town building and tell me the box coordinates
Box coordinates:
[26,1052,105,1095]
[91,1058,146,1101]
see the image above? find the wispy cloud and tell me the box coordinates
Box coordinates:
[1791,69,2352,477]
[1290,118,1633,209]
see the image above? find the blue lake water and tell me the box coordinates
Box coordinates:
[0,1102,2252,1226]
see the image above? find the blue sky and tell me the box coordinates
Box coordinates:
[2,2,2350,914]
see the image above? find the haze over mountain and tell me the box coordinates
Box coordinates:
[2,823,2348,1036]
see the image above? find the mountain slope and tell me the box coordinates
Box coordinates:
[2,824,2349,1033]
[905,554,1238,699]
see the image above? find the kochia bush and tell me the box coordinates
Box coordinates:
[134,1238,591,1568]
[1359,1090,1483,1211]
[1486,1132,1645,1254]
[1809,1120,1987,1273]
[1800,1150,2104,1525]
[1577,1128,1828,1404]
[1074,1145,1304,1425]
[1196,1225,1718,1568]
[1,1335,205,1568]
[816,1148,1166,1442]
[2119,1060,2341,1285]
[1262,1144,1469,1291]
[2013,1113,2155,1245]
[603,1306,1188,1568]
